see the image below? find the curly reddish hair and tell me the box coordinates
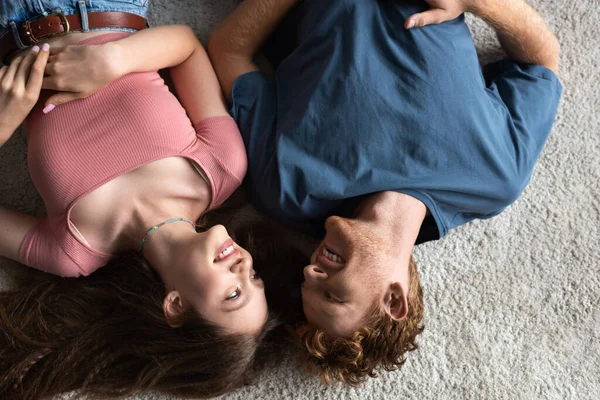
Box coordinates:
[294,256,424,386]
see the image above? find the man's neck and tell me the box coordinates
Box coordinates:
[355,191,428,249]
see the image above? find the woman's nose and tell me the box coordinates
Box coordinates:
[303,265,328,282]
[208,224,228,237]
[231,256,251,274]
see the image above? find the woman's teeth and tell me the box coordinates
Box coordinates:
[217,245,234,260]
[322,247,344,263]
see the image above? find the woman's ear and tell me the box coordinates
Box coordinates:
[385,282,408,321]
[163,290,185,328]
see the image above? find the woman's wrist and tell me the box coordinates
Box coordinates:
[0,120,20,147]
[103,42,131,81]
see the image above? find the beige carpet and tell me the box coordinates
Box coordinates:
[1,0,599,399]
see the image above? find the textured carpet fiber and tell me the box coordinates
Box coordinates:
[1,1,598,399]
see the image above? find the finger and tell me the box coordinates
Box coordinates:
[15,45,41,86]
[26,43,50,93]
[2,56,24,85]
[49,46,65,56]
[44,58,60,77]
[405,9,450,29]
[0,65,7,81]
[43,92,82,113]
[41,76,61,91]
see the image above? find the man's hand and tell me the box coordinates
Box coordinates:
[0,44,50,147]
[406,0,560,74]
[405,0,476,29]
[42,43,124,111]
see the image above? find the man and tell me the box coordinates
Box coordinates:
[208,0,561,384]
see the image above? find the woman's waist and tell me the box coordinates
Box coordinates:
[1,1,148,64]
[1,1,148,30]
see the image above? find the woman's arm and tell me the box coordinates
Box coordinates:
[0,205,40,263]
[0,47,48,261]
[0,45,49,146]
[168,35,230,121]
[42,24,221,115]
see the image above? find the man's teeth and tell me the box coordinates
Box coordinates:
[322,247,343,263]
[218,245,234,259]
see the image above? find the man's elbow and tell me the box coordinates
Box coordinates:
[207,24,255,61]
[207,27,240,61]
[206,28,223,60]
[545,33,561,75]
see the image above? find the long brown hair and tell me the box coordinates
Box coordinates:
[0,253,278,399]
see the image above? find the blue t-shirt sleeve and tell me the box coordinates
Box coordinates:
[229,71,281,212]
[229,71,277,149]
[483,59,563,162]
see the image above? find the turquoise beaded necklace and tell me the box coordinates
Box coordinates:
[139,217,197,254]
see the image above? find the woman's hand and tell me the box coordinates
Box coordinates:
[404,0,478,29]
[42,43,125,111]
[0,44,50,147]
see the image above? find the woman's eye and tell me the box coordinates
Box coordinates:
[227,288,241,301]
[250,272,260,280]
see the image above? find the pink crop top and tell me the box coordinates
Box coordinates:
[18,33,247,277]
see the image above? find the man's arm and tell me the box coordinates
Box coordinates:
[473,0,560,74]
[207,0,299,98]
[405,0,560,74]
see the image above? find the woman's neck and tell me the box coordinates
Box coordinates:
[138,219,199,289]
[120,196,207,253]
[72,157,212,254]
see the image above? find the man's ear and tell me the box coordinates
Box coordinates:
[385,282,408,321]
[163,290,186,328]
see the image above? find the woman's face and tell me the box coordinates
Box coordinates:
[172,225,268,334]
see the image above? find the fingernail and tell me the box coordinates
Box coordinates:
[42,43,50,51]
[408,19,416,29]
[32,45,40,53]
[43,104,56,114]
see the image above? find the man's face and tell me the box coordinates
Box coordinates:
[301,216,397,337]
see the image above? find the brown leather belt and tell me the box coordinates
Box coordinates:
[0,11,147,65]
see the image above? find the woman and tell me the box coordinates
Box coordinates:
[0,1,275,398]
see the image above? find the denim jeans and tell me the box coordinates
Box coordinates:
[0,0,148,51]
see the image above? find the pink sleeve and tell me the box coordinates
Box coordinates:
[19,219,87,278]
[193,116,248,208]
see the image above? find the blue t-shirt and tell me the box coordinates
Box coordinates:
[230,0,562,243]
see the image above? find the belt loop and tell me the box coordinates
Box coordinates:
[35,0,49,17]
[77,0,90,32]
[9,22,28,50]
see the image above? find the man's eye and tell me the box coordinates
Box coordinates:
[326,292,344,304]
[227,288,241,301]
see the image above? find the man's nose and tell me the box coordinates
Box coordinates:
[303,265,328,282]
